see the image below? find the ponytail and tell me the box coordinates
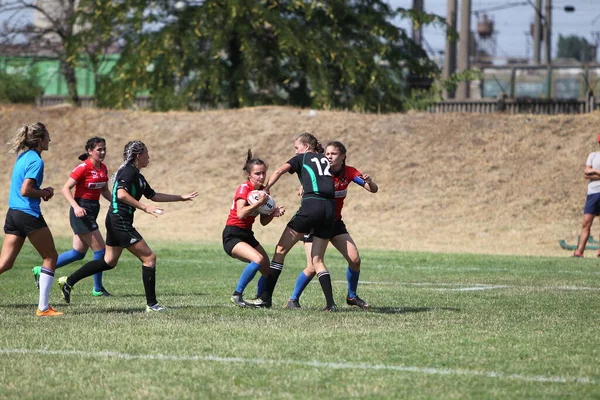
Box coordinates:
[10,122,48,154]
[243,149,266,174]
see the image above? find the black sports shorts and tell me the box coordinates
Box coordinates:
[222,225,260,257]
[105,213,143,247]
[287,197,334,239]
[3,208,48,237]
[303,218,348,243]
[69,198,101,235]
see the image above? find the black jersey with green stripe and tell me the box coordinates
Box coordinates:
[287,152,334,199]
[109,163,156,218]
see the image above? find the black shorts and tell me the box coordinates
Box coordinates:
[303,219,348,243]
[288,197,335,239]
[3,208,48,237]
[69,198,101,235]
[105,213,143,248]
[222,225,260,257]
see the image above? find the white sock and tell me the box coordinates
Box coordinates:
[38,269,54,311]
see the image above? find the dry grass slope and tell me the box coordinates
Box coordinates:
[1,104,599,257]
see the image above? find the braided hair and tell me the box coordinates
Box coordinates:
[78,137,106,161]
[112,140,146,181]
[10,122,48,154]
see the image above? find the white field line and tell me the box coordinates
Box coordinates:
[156,258,600,277]
[0,348,594,385]
[372,265,600,276]
[334,281,600,292]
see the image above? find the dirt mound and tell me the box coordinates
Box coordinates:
[1,104,597,257]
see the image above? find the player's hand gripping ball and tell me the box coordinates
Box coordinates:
[247,190,276,215]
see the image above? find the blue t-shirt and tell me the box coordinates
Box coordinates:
[9,149,44,217]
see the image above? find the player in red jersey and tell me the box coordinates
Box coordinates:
[32,137,112,296]
[285,140,378,310]
[223,150,285,306]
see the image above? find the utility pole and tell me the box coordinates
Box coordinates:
[412,0,424,47]
[544,0,552,64]
[533,0,542,64]
[456,0,471,100]
[443,0,458,99]
[592,31,600,63]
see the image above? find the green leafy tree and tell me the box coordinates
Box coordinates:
[102,0,443,112]
[557,34,595,62]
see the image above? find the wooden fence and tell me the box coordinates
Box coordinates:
[39,95,599,115]
[428,96,598,115]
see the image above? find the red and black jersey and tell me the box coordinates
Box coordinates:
[333,165,363,220]
[70,158,109,201]
[225,180,261,230]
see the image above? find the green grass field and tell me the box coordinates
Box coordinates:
[0,239,599,399]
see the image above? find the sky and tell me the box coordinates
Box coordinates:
[1,0,598,62]
[387,0,600,62]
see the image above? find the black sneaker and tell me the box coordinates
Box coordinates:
[285,299,301,309]
[346,296,369,310]
[231,294,247,307]
[322,304,338,312]
[247,298,272,308]
[57,277,72,304]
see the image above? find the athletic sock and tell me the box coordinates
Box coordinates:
[318,271,335,307]
[142,265,157,306]
[346,267,360,299]
[38,268,54,311]
[56,249,86,269]
[256,275,267,298]
[235,261,261,294]
[92,249,106,291]
[260,261,283,301]
[290,271,314,301]
[67,259,113,287]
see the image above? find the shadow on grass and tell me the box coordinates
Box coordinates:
[109,292,207,298]
[0,303,37,309]
[368,306,461,314]
[66,304,197,315]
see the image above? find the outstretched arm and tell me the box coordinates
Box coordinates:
[151,191,199,202]
[263,163,292,192]
[117,188,161,217]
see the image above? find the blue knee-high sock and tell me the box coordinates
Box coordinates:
[256,275,267,298]
[346,267,360,299]
[235,262,261,294]
[56,249,86,269]
[290,271,314,301]
[92,249,106,291]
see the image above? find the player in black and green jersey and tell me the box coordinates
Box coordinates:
[58,141,198,312]
[248,132,337,311]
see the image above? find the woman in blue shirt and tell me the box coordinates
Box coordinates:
[0,122,63,316]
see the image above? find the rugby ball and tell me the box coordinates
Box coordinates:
[247,190,276,215]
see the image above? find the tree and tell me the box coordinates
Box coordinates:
[106,0,444,112]
[557,34,595,62]
[0,0,82,105]
[0,0,152,107]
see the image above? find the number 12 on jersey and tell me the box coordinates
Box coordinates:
[310,157,331,176]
